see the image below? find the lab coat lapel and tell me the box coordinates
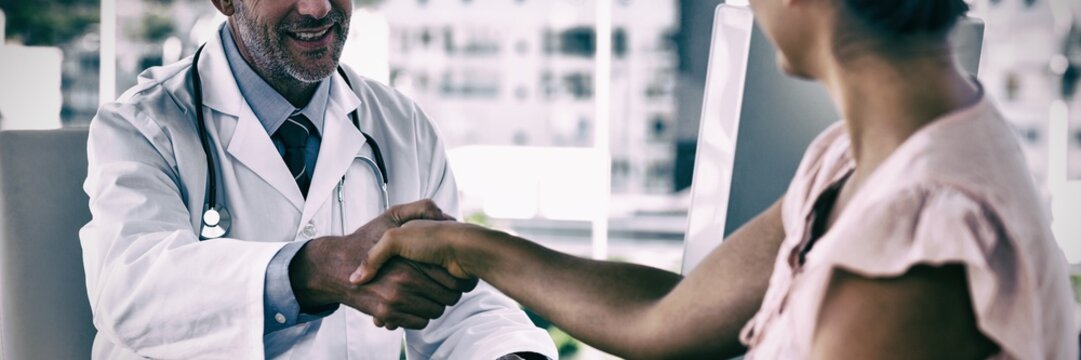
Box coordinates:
[197,28,241,118]
[227,105,306,212]
[198,31,305,212]
[301,74,364,225]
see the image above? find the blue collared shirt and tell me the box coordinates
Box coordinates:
[220,24,333,335]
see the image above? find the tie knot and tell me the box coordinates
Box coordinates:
[277,115,315,148]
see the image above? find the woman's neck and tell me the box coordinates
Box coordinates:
[820,51,980,182]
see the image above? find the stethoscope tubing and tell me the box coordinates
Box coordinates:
[337,157,390,236]
[191,45,219,211]
[190,43,389,239]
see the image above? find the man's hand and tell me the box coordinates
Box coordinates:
[288,200,478,329]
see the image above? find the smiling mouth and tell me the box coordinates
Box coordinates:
[287,26,333,42]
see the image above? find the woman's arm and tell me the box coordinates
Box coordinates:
[353,199,787,358]
[812,264,998,360]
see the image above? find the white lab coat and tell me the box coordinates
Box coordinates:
[80,32,556,360]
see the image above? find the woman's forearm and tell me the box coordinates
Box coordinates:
[454,200,786,358]
[456,229,685,357]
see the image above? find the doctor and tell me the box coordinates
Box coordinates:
[79,0,556,358]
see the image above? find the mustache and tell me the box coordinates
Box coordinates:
[279,9,347,32]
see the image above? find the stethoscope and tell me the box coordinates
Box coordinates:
[190,44,389,239]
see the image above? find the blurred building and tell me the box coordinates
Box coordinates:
[377,0,679,194]
[970,0,1081,186]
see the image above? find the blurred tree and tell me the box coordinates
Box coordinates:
[1,0,386,46]
[0,0,99,45]
[356,0,386,7]
[139,12,174,42]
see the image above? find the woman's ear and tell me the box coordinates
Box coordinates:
[211,0,236,16]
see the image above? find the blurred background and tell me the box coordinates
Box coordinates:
[1,0,1079,358]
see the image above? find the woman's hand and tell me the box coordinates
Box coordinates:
[349,220,485,285]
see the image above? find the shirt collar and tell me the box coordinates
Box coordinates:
[220,24,329,136]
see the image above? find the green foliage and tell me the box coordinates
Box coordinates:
[139,12,174,42]
[464,212,491,227]
[523,307,580,358]
[356,0,388,7]
[1,0,387,45]
[1071,273,1081,303]
[548,326,581,358]
[1,0,100,45]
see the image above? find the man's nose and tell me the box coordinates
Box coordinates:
[296,0,332,19]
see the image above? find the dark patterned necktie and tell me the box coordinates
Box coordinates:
[275,114,316,197]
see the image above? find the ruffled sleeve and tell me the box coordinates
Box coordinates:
[808,186,1042,359]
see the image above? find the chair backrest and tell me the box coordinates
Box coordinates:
[0,128,95,359]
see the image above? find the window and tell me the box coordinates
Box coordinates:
[376,2,684,355]
[1,1,99,128]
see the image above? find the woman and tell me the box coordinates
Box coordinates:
[351,0,1078,358]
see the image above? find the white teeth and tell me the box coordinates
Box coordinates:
[292,28,330,41]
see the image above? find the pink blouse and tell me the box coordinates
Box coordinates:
[740,95,1078,359]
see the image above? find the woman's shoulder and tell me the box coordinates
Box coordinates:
[828,183,998,256]
[869,98,1025,198]
[859,97,1052,240]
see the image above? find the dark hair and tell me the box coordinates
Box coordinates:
[843,0,970,38]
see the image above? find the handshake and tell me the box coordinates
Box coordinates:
[287,199,475,330]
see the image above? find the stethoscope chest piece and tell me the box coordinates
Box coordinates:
[200,205,231,240]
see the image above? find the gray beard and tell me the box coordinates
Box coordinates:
[232,2,348,84]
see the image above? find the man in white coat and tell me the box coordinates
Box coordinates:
[79,0,558,358]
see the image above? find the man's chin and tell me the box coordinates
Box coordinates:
[288,65,338,83]
[284,50,341,82]
[285,47,345,81]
